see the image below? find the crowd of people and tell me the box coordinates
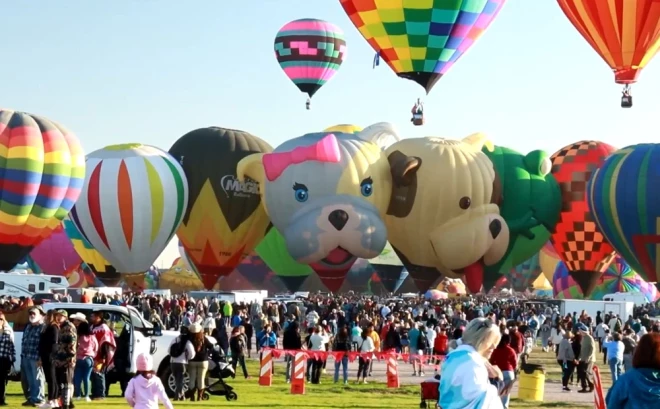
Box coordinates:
[0,290,657,408]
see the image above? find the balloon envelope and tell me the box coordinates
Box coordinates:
[369,242,405,293]
[339,0,507,93]
[588,143,660,283]
[255,227,313,292]
[29,224,82,276]
[63,217,121,286]
[0,109,85,270]
[557,0,660,84]
[70,144,188,273]
[274,19,346,98]
[550,141,617,296]
[169,127,272,289]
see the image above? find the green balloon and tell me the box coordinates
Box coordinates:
[256,227,313,292]
[483,145,561,290]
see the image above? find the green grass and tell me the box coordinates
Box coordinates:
[4,354,593,409]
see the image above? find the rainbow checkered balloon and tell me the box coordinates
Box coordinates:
[340,0,507,93]
[274,18,346,99]
[553,261,585,299]
[0,109,85,271]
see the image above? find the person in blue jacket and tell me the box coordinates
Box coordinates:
[606,333,660,408]
[256,325,278,375]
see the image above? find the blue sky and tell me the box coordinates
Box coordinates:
[4,0,660,158]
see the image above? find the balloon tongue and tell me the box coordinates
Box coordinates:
[463,262,484,294]
[325,248,350,264]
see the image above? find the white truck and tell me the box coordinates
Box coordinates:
[557,299,634,322]
[9,302,189,396]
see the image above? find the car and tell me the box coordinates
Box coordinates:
[9,302,185,396]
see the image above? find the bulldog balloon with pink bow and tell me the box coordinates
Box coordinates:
[238,123,417,291]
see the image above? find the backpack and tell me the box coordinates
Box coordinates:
[417,332,429,350]
[169,337,186,358]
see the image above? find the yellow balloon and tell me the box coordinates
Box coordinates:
[539,251,561,282]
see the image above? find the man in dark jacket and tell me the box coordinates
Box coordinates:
[282,323,302,382]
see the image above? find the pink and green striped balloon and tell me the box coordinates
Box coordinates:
[274,18,346,99]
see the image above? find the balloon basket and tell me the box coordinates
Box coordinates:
[621,95,632,108]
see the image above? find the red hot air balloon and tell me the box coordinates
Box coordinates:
[550,141,618,296]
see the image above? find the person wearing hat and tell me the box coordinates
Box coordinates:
[69,313,87,327]
[51,310,77,409]
[187,323,212,402]
[21,306,46,407]
[576,323,596,393]
[89,311,116,400]
[38,310,60,409]
[124,353,173,409]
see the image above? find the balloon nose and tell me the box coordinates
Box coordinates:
[328,210,349,231]
[489,219,502,239]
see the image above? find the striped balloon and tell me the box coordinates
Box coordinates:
[0,109,85,270]
[588,144,660,283]
[591,256,657,302]
[274,18,346,99]
[70,144,188,273]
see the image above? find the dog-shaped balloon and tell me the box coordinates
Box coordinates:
[237,123,415,291]
[385,134,510,293]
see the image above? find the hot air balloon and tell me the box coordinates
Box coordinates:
[481,145,561,291]
[550,141,617,296]
[255,227,313,292]
[539,241,561,282]
[368,242,406,293]
[63,217,121,286]
[69,144,188,276]
[505,254,542,292]
[552,262,585,299]
[170,128,272,290]
[340,0,506,122]
[0,109,85,270]
[591,256,658,302]
[274,18,346,109]
[557,0,660,107]
[29,224,82,276]
[177,239,199,276]
[588,144,660,284]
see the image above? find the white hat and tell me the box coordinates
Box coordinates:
[70,313,87,322]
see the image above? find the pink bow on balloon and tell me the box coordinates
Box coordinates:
[263,133,341,181]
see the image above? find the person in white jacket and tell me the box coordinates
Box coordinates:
[550,325,565,356]
[357,329,375,384]
[308,326,329,384]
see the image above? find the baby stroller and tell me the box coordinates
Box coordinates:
[201,349,237,401]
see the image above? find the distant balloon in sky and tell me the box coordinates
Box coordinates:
[274,18,346,109]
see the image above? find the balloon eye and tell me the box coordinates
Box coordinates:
[360,177,374,197]
[459,196,471,209]
[293,183,309,203]
[540,157,552,177]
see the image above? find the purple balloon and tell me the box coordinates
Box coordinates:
[30,225,82,276]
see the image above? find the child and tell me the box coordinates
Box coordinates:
[125,354,174,409]
[521,330,534,366]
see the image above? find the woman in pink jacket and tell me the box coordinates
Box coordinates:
[125,354,173,409]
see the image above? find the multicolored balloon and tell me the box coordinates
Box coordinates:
[550,141,617,296]
[255,227,313,292]
[588,144,660,283]
[70,144,188,274]
[539,241,561,282]
[591,257,657,302]
[63,217,121,286]
[340,0,506,94]
[274,19,346,104]
[177,239,198,276]
[0,109,85,270]
[557,0,660,85]
[169,127,272,290]
[505,254,542,292]
[368,242,405,293]
[29,224,82,276]
[552,262,585,299]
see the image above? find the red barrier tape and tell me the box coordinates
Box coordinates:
[261,348,447,364]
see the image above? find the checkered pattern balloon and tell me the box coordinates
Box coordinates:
[550,140,617,296]
[274,18,346,98]
[339,0,506,93]
[552,261,584,299]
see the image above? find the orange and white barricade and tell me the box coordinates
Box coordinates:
[592,365,606,409]
[386,352,399,388]
[259,350,273,386]
[290,352,306,395]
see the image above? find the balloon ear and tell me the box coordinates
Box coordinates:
[358,122,401,150]
[524,150,552,177]
[236,153,266,190]
[462,133,494,152]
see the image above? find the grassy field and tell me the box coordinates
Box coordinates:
[3,349,598,408]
